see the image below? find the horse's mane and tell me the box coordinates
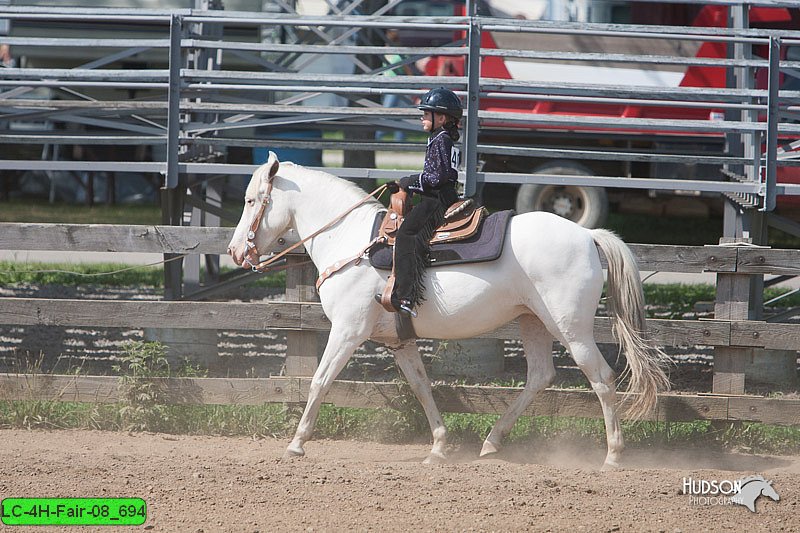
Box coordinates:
[279,161,384,210]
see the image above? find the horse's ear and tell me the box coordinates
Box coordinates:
[266,151,280,182]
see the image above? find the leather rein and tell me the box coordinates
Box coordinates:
[243,180,389,276]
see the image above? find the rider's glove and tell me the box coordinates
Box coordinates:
[398,174,417,191]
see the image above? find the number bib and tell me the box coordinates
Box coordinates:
[450,145,462,169]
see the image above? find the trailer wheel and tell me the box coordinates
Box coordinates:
[515,162,609,229]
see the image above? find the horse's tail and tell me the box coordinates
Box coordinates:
[590,228,671,419]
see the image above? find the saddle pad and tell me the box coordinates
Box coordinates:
[368,209,514,271]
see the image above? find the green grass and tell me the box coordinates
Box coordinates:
[643,283,716,306]
[0,261,166,287]
[0,261,286,288]
[0,199,162,225]
[641,283,800,318]
[2,397,799,455]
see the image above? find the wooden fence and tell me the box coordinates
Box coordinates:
[1,222,800,426]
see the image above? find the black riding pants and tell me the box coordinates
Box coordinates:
[394,187,457,304]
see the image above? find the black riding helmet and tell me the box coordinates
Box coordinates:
[418,87,463,121]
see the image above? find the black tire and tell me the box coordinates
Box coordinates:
[515,161,609,229]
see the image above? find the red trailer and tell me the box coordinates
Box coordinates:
[415,4,800,227]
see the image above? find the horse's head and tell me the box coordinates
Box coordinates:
[227,152,293,268]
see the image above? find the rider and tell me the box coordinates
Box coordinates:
[379,87,463,317]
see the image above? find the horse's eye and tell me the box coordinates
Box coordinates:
[246,198,255,206]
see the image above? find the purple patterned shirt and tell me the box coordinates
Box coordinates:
[406,129,460,195]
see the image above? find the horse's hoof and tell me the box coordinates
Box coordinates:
[281,445,305,462]
[600,460,621,471]
[422,452,447,465]
[479,440,500,457]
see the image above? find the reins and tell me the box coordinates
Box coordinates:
[243,182,389,273]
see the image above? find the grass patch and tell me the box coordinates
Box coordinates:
[0,199,162,225]
[0,261,165,287]
[2,396,799,455]
[0,261,286,289]
[642,283,800,318]
[0,198,243,227]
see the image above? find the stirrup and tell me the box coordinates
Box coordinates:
[374,294,417,318]
[398,300,417,318]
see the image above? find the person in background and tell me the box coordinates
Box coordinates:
[0,44,14,67]
[379,28,416,141]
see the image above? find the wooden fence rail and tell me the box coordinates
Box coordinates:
[5,222,799,276]
[2,222,800,426]
[0,223,747,273]
[2,296,800,351]
[1,374,799,426]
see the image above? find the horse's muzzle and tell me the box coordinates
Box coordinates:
[227,245,244,267]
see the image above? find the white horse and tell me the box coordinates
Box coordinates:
[227,153,670,469]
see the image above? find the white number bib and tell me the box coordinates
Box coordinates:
[450,146,462,169]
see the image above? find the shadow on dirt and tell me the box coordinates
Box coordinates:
[444,440,796,473]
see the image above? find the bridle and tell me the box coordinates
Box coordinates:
[242,175,388,274]
[242,177,276,271]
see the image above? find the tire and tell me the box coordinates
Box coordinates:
[515,161,609,229]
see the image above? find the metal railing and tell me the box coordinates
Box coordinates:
[0,4,798,212]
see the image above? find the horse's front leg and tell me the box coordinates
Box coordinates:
[284,324,367,460]
[394,343,448,464]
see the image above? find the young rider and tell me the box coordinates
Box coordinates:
[380,87,463,317]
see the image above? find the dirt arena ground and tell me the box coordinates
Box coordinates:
[1,429,797,532]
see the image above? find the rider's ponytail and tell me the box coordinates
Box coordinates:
[444,119,461,142]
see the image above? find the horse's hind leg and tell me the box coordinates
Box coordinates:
[480,314,555,457]
[284,324,367,459]
[567,337,624,470]
[394,343,448,463]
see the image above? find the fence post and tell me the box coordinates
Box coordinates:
[712,6,752,396]
[463,1,481,198]
[147,13,219,369]
[762,36,780,213]
[713,269,750,394]
[163,13,184,300]
[284,255,320,377]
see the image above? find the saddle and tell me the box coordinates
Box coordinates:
[376,190,487,246]
[372,190,510,318]
[369,192,513,272]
